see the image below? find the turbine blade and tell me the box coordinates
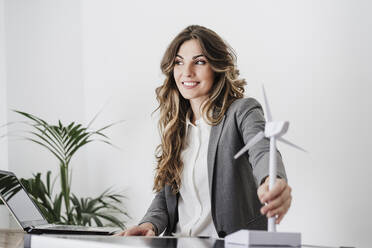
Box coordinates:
[262,85,272,122]
[234,131,265,159]
[278,137,307,153]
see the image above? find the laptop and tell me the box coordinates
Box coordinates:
[0,170,117,235]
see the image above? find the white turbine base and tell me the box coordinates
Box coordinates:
[225,230,301,247]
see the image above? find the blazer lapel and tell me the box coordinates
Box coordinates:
[207,115,226,196]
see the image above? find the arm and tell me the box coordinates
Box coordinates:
[138,187,169,235]
[236,98,291,224]
[235,98,287,186]
[116,188,169,236]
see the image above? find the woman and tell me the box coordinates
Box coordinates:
[119,25,292,238]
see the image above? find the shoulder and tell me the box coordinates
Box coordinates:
[226,97,264,117]
[222,98,266,134]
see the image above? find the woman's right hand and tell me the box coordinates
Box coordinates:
[116,222,156,236]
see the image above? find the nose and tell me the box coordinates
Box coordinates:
[183,63,194,77]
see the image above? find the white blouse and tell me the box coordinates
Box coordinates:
[174,116,219,238]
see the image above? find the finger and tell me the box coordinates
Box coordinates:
[260,185,291,214]
[275,198,291,224]
[263,179,286,202]
[114,231,126,236]
[262,179,288,203]
[276,198,291,224]
[267,193,292,218]
[276,213,285,224]
[267,196,292,221]
[258,178,275,203]
[124,226,141,236]
[145,229,155,236]
[261,186,290,215]
[257,182,269,203]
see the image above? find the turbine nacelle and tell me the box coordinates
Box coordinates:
[265,121,289,138]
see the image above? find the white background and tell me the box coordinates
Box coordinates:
[0,0,9,228]
[1,1,371,247]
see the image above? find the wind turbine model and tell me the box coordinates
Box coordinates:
[225,85,306,247]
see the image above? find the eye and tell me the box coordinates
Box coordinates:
[195,60,206,65]
[174,60,183,65]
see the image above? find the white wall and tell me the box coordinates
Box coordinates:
[0,0,9,228]
[3,0,371,247]
[5,0,85,180]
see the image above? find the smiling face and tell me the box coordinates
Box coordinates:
[173,39,214,105]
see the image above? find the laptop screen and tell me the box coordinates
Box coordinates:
[0,171,45,225]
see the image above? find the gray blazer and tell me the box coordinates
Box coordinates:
[140,98,287,237]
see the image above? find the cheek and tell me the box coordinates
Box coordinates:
[173,68,181,83]
[173,70,182,92]
[202,66,214,81]
[205,71,215,89]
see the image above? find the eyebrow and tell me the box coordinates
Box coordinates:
[176,54,205,60]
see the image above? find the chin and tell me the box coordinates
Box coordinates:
[177,91,190,99]
[179,94,193,100]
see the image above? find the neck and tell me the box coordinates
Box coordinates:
[189,97,207,125]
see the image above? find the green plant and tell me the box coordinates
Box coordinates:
[19,171,128,228]
[1,110,128,229]
[0,174,23,202]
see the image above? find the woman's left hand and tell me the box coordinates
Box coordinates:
[257,177,292,224]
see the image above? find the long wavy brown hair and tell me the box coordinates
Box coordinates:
[153,25,247,193]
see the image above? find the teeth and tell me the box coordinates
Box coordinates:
[183,82,198,86]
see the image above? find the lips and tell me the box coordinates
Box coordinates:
[182,81,200,89]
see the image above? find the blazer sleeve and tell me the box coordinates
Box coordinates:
[235,98,287,186]
[138,187,169,236]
